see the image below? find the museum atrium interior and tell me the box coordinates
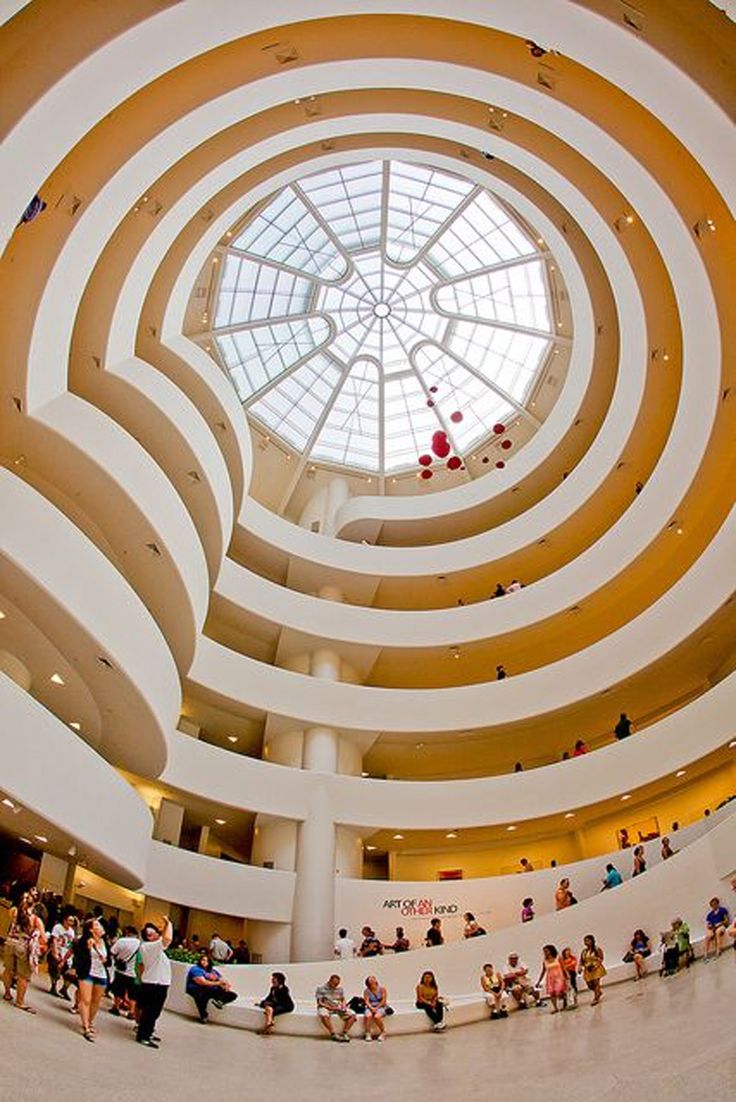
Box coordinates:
[0,0,735,1050]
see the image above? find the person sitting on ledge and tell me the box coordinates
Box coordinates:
[704,897,730,961]
[502,952,540,1009]
[256,971,294,1034]
[316,974,356,1042]
[415,970,446,1031]
[463,913,486,938]
[480,963,508,1019]
[185,951,237,1023]
[601,863,623,890]
[424,918,444,947]
[363,975,388,1041]
[623,930,651,980]
[383,926,410,953]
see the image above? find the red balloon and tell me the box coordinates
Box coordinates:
[426,399,435,407]
[496,460,506,469]
[482,456,490,464]
[432,429,447,441]
[420,468,433,480]
[493,423,506,434]
[450,411,464,424]
[432,438,451,458]
[429,385,438,393]
[447,456,462,470]
[418,454,432,467]
[501,439,512,450]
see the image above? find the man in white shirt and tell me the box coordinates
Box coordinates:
[136,917,172,1048]
[110,926,141,1017]
[48,913,75,996]
[209,933,233,963]
[502,952,540,1009]
[334,928,355,959]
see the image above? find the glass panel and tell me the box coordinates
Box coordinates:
[311,361,381,470]
[435,259,551,331]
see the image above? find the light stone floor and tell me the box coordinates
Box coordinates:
[2,955,735,1102]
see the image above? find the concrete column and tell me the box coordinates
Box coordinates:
[197,825,211,855]
[154,798,184,846]
[290,783,336,962]
[0,651,31,691]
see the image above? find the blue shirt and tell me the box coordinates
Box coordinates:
[604,867,623,888]
[186,964,222,992]
[706,906,729,928]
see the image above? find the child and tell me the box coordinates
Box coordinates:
[521,898,535,923]
[659,928,679,976]
[537,945,568,1013]
[560,947,578,1007]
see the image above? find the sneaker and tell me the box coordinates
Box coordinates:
[109,1006,121,1016]
[490,1010,499,1020]
[82,1029,95,1043]
[59,990,71,1002]
[340,1034,351,1042]
[375,1035,384,1042]
[331,1034,342,1042]
[137,1038,159,1049]
[151,1034,162,1043]
[500,1009,509,1019]
[212,999,224,1009]
[364,1035,372,1042]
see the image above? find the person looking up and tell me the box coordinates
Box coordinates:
[74,917,109,1043]
[136,917,173,1049]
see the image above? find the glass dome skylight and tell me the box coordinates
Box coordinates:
[213,160,560,475]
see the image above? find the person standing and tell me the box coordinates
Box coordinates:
[424,918,444,946]
[560,947,578,1006]
[208,932,232,963]
[537,945,568,1013]
[48,911,76,997]
[632,846,647,877]
[521,898,535,923]
[661,837,676,860]
[601,863,623,890]
[334,928,356,959]
[109,925,140,1018]
[579,934,606,1005]
[1,893,45,1013]
[74,917,110,1042]
[555,878,575,910]
[136,917,172,1048]
[614,712,634,740]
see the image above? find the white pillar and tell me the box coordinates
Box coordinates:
[291,782,337,962]
[154,798,184,846]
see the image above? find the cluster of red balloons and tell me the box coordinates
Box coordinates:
[417,403,465,479]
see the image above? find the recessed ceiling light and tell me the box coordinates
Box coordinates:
[50,673,65,685]
[393,834,404,840]
[2,798,15,809]
[620,794,631,801]
[675,769,686,778]
[0,610,5,619]
[564,812,575,819]
[506,825,517,832]
[729,740,736,749]
[365,845,377,851]
[446,831,458,839]
[214,818,226,826]
[227,736,238,743]
[18,837,31,845]
[361,771,370,778]
[69,722,81,731]
[34,834,48,843]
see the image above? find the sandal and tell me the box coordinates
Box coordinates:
[15,1004,37,1014]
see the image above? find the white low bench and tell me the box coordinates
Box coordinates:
[164,943,704,1037]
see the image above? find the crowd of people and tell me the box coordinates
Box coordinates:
[1,877,734,1044]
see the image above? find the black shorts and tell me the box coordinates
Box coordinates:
[111,972,137,1000]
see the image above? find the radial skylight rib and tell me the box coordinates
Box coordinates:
[212,158,558,476]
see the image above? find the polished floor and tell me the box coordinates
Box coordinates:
[2,955,734,1102]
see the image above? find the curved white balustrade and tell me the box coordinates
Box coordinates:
[0,468,176,776]
[2,1,733,257]
[190,512,734,734]
[161,812,735,1009]
[144,841,295,923]
[0,674,153,888]
[162,672,736,829]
